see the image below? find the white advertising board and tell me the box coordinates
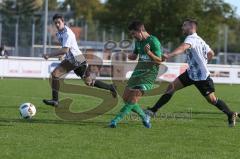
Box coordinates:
[0,57,240,84]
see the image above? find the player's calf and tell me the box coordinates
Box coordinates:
[83,77,118,98]
[208,96,238,127]
[228,112,238,127]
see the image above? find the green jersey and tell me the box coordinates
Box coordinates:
[127,35,162,90]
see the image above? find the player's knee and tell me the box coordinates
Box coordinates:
[84,81,92,86]
[122,90,130,102]
[83,77,94,86]
[51,72,60,79]
[123,94,133,103]
[207,97,217,105]
[165,84,175,95]
[123,96,128,102]
[125,98,136,104]
[123,94,136,104]
[128,94,140,103]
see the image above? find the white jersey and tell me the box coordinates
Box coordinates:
[56,25,85,64]
[184,33,211,81]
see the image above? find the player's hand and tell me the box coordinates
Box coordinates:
[162,53,170,61]
[144,44,151,54]
[42,54,49,60]
[58,55,64,61]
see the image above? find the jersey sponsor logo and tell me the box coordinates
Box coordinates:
[139,54,151,61]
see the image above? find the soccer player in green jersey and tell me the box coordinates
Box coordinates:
[109,21,163,128]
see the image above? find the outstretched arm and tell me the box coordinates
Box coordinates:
[164,43,191,59]
[43,47,69,60]
[207,50,215,61]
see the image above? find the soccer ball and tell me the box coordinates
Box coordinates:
[19,103,36,119]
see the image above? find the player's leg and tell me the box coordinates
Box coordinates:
[126,88,151,128]
[110,88,141,126]
[93,80,117,98]
[126,87,149,123]
[110,87,150,128]
[131,103,151,128]
[43,60,73,106]
[195,77,238,127]
[206,93,233,116]
[147,71,192,115]
[109,103,135,128]
[74,63,117,98]
[148,78,184,113]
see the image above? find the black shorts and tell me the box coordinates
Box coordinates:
[73,61,90,78]
[178,71,215,96]
[59,60,90,79]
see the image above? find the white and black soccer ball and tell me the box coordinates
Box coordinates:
[19,103,36,119]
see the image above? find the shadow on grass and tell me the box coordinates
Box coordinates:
[0,106,20,109]
[0,110,233,128]
[0,118,105,126]
[188,111,222,115]
[0,117,129,128]
[0,123,14,127]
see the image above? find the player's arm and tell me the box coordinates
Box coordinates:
[128,45,138,60]
[207,50,215,61]
[43,47,69,60]
[164,43,191,59]
[43,33,72,60]
[205,43,214,61]
[144,44,162,65]
[128,53,138,60]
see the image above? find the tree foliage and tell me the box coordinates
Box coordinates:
[0,0,43,16]
[63,0,104,23]
[98,0,238,48]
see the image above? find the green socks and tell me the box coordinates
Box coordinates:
[112,103,146,123]
[131,104,146,121]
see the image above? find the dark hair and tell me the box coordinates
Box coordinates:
[52,14,64,21]
[184,18,198,26]
[128,20,146,31]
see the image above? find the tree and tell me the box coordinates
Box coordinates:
[98,0,237,49]
[0,0,44,47]
[48,0,59,10]
[62,0,104,23]
[0,0,43,16]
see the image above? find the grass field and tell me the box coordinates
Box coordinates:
[0,78,240,159]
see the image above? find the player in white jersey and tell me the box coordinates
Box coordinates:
[42,14,117,107]
[145,18,238,127]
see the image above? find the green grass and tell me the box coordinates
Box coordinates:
[0,78,240,159]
